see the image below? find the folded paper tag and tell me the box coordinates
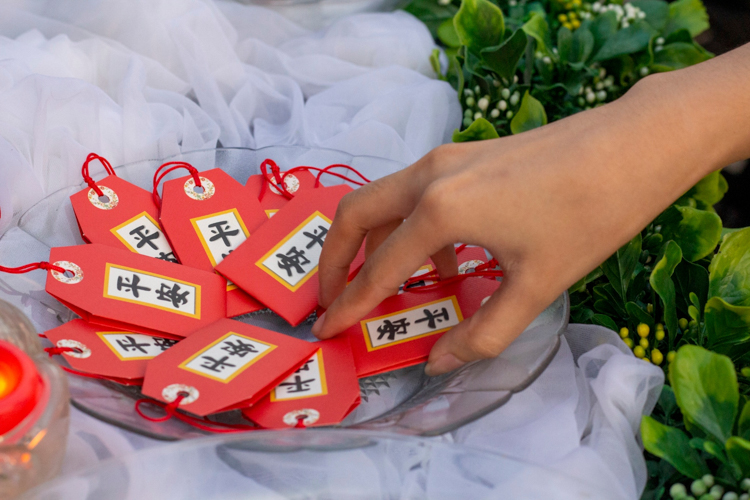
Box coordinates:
[217,184,358,326]
[70,175,178,263]
[45,319,177,381]
[242,336,360,428]
[343,278,501,377]
[142,318,318,416]
[159,168,268,317]
[46,244,226,339]
[245,168,318,218]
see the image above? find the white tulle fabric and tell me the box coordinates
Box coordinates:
[0,1,662,498]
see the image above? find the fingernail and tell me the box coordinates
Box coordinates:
[311,312,326,337]
[425,353,466,377]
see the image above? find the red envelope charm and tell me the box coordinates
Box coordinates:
[243,337,360,428]
[245,168,318,218]
[45,244,226,339]
[158,167,268,317]
[45,319,177,381]
[141,318,318,416]
[343,278,501,377]
[216,184,357,326]
[71,175,178,264]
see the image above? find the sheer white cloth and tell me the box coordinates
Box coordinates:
[0,2,662,498]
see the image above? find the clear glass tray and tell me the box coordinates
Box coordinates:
[0,146,568,441]
[20,429,609,499]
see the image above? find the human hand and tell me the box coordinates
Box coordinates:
[311,53,750,375]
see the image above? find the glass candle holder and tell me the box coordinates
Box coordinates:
[0,299,69,498]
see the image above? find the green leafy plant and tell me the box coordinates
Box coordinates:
[642,345,750,499]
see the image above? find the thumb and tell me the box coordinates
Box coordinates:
[424,274,548,376]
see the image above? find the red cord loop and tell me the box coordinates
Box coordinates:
[0,261,68,275]
[402,251,502,292]
[134,397,258,433]
[81,153,116,197]
[152,161,203,207]
[258,159,371,201]
[294,415,307,429]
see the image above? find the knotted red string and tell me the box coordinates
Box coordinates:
[402,256,502,292]
[82,153,117,197]
[294,415,307,429]
[258,159,371,201]
[44,346,80,357]
[0,261,69,275]
[152,161,203,208]
[134,396,258,433]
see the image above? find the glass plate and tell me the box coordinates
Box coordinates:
[20,429,608,499]
[0,146,567,441]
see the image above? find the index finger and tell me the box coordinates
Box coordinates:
[317,167,422,308]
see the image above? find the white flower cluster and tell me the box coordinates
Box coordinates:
[670,475,750,500]
[591,2,646,28]
[577,68,614,107]
[462,79,520,127]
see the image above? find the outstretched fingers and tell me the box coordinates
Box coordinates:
[424,271,547,376]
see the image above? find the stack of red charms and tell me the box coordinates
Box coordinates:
[13,154,501,431]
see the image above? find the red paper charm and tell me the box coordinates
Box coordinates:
[45,244,226,339]
[45,319,177,381]
[343,278,501,377]
[243,336,360,428]
[70,154,178,263]
[156,165,268,317]
[141,318,318,416]
[216,184,358,326]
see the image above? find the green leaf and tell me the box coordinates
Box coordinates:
[588,11,618,55]
[658,385,677,420]
[663,0,710,38]
[684,171,729,208]
[652,42,712,72]
[708,227,750,307]
[591,313,619,332]
[452,117,500,143]
[675,260,709,315]
[593,283,628,317]
[738,400,750,440]
[602,233,643,301]
[650,240,683,339]
[669,345,739,443]
[510,91,547,134]
[689,437,729,464]
[630,0,670,31]
[481,29,528,80]
[430,49,442,76]
[522,12,553,56]
[454,0,505,55]
[643,233,664,251]
[569,267,604,293]
[705,297,750,350]
[403,0,458,38]
[670,206,722,262]
[438,19,462,48]
[641,415,710,479]
[726,437,750,477]
[627,302,655,328]
[593,20,657,62]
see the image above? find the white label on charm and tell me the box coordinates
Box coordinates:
[111,212,177,262]
[191,209,250,267]
[257,212,332,291]
[271,350,327,401]
[179,332,276,383]
[98,332,177,360]
[362,297,463,351]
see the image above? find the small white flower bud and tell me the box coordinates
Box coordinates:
[655,45,663,52]
[542,56,552,64]
[464,88,474,96]
[596,90,607,101]
[535,51,543,59]
[463,117,472,127]
[473,111,482,120]
[493,79,501,87]
[474,85,481,94]
[438,0,451,5]
[477,97,489,111]
[740,493,749,500]
[490,108,500,118]
[622,20,630,28]
[605,76,615,87]
[501,88,510,99]
[703,476,715,488]
[578,97,585,106]
[509,93,520,106]
[724,492,739,500]
[656,37,665,46]
[498,100,508,110]
[586,92,596,103]
[513,75,518,83]
[464,109,472,117]
[709,485,723,499]
[465,97,475,107]
[599,68,606,78]
[595,82,604,90]
[742,478,750,491]
[670,483,687,498]
[506,110,514,119]
[640,66,650,76]
[508,0,517,6]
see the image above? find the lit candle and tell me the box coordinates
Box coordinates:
[0,340,43,436]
